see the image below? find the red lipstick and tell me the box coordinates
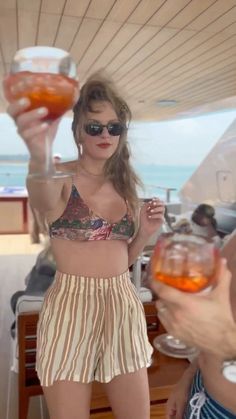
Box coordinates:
[97,143,111,148]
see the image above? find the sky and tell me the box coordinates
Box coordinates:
[1,109,236,166]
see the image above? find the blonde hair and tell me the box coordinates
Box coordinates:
[72,72,142,214]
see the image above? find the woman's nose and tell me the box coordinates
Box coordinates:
[100,126,110,138]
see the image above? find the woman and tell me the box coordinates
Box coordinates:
[7,74,165,419]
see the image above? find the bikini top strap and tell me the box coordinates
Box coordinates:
[71,174,77,187]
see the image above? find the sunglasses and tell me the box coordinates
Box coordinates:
[84,121,125,136]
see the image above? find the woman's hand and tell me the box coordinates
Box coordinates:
[6,96,60,164]
[139,198,165,239]
[127,199,165,266]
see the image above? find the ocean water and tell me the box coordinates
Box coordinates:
[0,161,196,201]
[134,163,196,201]
[0,163,27,188]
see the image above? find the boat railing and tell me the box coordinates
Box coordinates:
[144,184,177,203]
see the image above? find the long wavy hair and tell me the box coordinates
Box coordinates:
[72,73,142,215]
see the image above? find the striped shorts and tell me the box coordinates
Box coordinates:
[184,369,236,418]
[36,270,153,386]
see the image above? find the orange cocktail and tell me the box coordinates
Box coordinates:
[151,233,218,358]
[151,233,218,293]
[4,71,78,121]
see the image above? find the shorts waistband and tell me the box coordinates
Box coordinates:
[54,269,130,284]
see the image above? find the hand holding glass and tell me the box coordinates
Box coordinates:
[151,233,219,358]
[3,46,79,178]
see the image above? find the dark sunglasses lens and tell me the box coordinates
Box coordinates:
[107,123,124,136]
[84,123,103,136]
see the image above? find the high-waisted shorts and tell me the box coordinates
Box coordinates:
[36,270,153,386]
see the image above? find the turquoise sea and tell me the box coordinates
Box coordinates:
[134,163,196,201]
[0,160,196,202]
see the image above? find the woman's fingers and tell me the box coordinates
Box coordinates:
[6,96,61,156]
[5,86,61,160]
[21,118,60,141]
[152,280,187,304]
[147,198,165,219]
[7,98,51,143]
[148,212,165,220]
[21,122,49,140]
[7,98,49,135]
[147,198,165,210]
[16,107,48,132]
[7,97,31,118]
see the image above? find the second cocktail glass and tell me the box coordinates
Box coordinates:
[151,233,218,358]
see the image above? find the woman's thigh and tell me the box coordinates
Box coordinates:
[43,380,93,419]
[103,367,150,419]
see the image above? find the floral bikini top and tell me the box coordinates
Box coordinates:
[49,184,135,241]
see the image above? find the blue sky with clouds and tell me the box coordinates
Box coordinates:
[1,109,236,166]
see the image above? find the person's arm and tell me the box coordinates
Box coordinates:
[128,230,151,267]
[223,325,236,359]
[128,198,165,266]
[219,229,236,358]
[7,97,65,213]
[221,229,236,293]
[27,173,65,213]
[166,359,198,419]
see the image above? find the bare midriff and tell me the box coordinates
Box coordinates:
[51,238,129,278]
[199,353,236,413]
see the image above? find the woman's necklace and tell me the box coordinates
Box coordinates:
[78,162,104,177]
